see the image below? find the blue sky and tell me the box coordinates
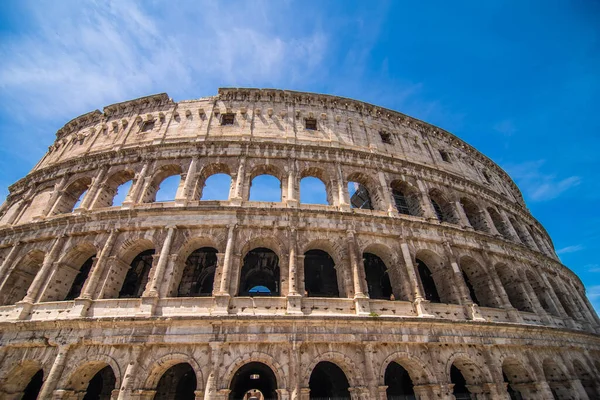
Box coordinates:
[1,1,599,310]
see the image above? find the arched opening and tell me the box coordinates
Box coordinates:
[155,175,182,202]
[300,177,329,205]
[548,278,576,319]
[363,253,392,300]
[348,181,373,210]
[309,361,350,399]
[450,365,471,400]
[92,170,135,208]
[543,359,571,400]
[502,358,533,400]
[118,249,155,298]
[573,359,598,399]
[304,249,339,297]
[487,208,511,239]
[390,181,422,217]
[384,362,415,399]
[238,248,280,296]
[428,190,457,223]
[495,265,531,312]
[229,362,277,400]
[64,255,95,300]
[0,250,45,306]
[460,198,489,232]
[460,257,500,308]
[82,366,116,400]
[154,363,197,400]
[415,258,441,303]
[249,175,282,202]
[177,247,217,297]
[200,173,232,201]
[53,177,92,214]
[525,271,555,315]
[509,218,534,249]
[22,369,44,400]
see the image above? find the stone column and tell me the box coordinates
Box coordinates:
[376,171,395,216]
[538,271,569,320]
[0,242,21,292]
[176,158,198,204]
[79,230,119,300]
[79,166,109,210]
[482,382,510,399]
[347,230,369,315]
[289,341,301,400]
[337,164,349,209]
[363,343,378,399]
[231,156,246,203]
[287,161,298,207]
[214,225,236,314]
[287,229,302,314]
[45,175,70,216]
[399,242,433,317]
[415,180,437,220]
[453,199,472,229]
[143,226,176,297]
[21,235,67,304]
[117,346,145,400]
[204,342,224,400]
[37,345,71,399]
[348,386,370,400]
[482,209,501,237]
[123,162,150,207]
[520,278,553,324]
[413,383,453,400]
[481,252,522,322]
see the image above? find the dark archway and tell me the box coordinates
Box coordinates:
[309,361,350,399]
[238,248,280,296]
[304,250,339,297]
[450,365,471,399]
[154,363,197,400]
[503,372,523,400]
[83,366,116,400]
[65,255,95,300]
[178,247,217,297]
[348,182,373,210]
[22,369,44,400]
[385,362,416,399]
[390,181,422,217]
[462,270,480,306]
[229,362,277,400]
[363,253,392,300]
[119,249,155,298]
[416,258,440,303]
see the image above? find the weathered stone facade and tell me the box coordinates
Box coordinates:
[0,88,598,399]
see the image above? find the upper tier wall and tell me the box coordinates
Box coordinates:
[31,88,525,209]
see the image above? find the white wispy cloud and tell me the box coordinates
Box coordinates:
[556,244,584,255]
[493,119,516,136]
[585,264,600,272]
[504,160,581,202]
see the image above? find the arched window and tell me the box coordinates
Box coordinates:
[300,176,329,205]
[0,251,44,306]
[548,278,576,319]
[509,218,534,249]
[460,197,489,232]
[238,248,280,296]
[348,182,373,210]
[21,369,44,400]
[177,247,217,297]
[502,358,534,400]
[112,180,133,206]
[384,362,415,398]
[487,207,511,239]
[64,255,95,300]
[92,170,135,208]
[118,249,155,298]
[573,360,599,399]
[416,258,441,303]
[428,190,457,223]
[450,365,471,399]
[495,264,531,312]
[390,181,422,216]
[309,361,350,399]
[155,175,182,202]
[155,363,196,400]
[304,249,339,297]
[249,175,282,202]
[525,271,555,315]
[82,366,116,400]
[363,253,392,300]
[460,257,500,308]
[542,359,571,399]
[53,177,92,214]
[229,362,278,400]
[200,173,232,201]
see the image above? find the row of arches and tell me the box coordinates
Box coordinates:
[0,230,593,329]
[3,160,554,260]
[6,349,599,399]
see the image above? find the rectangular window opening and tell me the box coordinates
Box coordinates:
[305,118,317,131]
[439,150,451,163]
[221,113,235,126]
[380,131,392,144]
[140,121,155,132]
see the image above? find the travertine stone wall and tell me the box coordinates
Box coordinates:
[0,88,598,400]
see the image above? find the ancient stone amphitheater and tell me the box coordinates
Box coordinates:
[0,88,598,400]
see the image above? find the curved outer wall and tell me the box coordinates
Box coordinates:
[0,88,598,399]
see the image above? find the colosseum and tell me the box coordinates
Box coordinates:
[0,88,598,400]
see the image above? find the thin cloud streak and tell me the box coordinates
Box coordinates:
[504,160,581,202]
[556,244,584,255]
